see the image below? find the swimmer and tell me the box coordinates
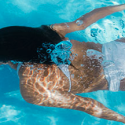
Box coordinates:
[1,4,125,123]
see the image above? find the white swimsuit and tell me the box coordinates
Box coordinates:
[87,41,125,92]
[102,41,125,91]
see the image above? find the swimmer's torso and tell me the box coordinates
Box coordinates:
[19,40,108,95]
[69,40,108,92]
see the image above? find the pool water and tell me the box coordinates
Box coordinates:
[0,0,125,125]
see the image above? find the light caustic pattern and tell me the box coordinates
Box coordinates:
[0,0,125,125]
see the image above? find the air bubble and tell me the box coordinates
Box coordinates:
[115,28,119,30]
[81,64,84,67]
[91,28,98,37]
[76,20,83,26]
[120,19,125,29]
[65,23,70,28]
[46,49,51,53]
[71,74,74,78]
[51,40,72,65]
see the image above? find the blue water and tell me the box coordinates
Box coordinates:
[0,0,125,125]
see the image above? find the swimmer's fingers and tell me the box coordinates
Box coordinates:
[54,4,125,36]
[20,81,125,124]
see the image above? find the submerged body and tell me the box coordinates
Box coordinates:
[1,4,125,124]
[17,39,125,123]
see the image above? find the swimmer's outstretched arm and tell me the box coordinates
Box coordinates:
[54,4,125,36]
[20,82,125,123]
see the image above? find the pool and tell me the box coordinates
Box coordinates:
[0,0,125,125]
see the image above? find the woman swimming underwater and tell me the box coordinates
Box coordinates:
[1,4,125,123]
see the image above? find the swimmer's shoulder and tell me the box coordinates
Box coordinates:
[70,40,102,52]
[70,40,88,53]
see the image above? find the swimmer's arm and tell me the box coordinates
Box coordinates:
[54,4,125,35]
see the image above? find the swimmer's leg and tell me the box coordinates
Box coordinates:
[20,82,125,123]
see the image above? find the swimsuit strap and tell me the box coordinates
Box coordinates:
[58,64,72,92]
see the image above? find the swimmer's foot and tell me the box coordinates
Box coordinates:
[99,106,125,123]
